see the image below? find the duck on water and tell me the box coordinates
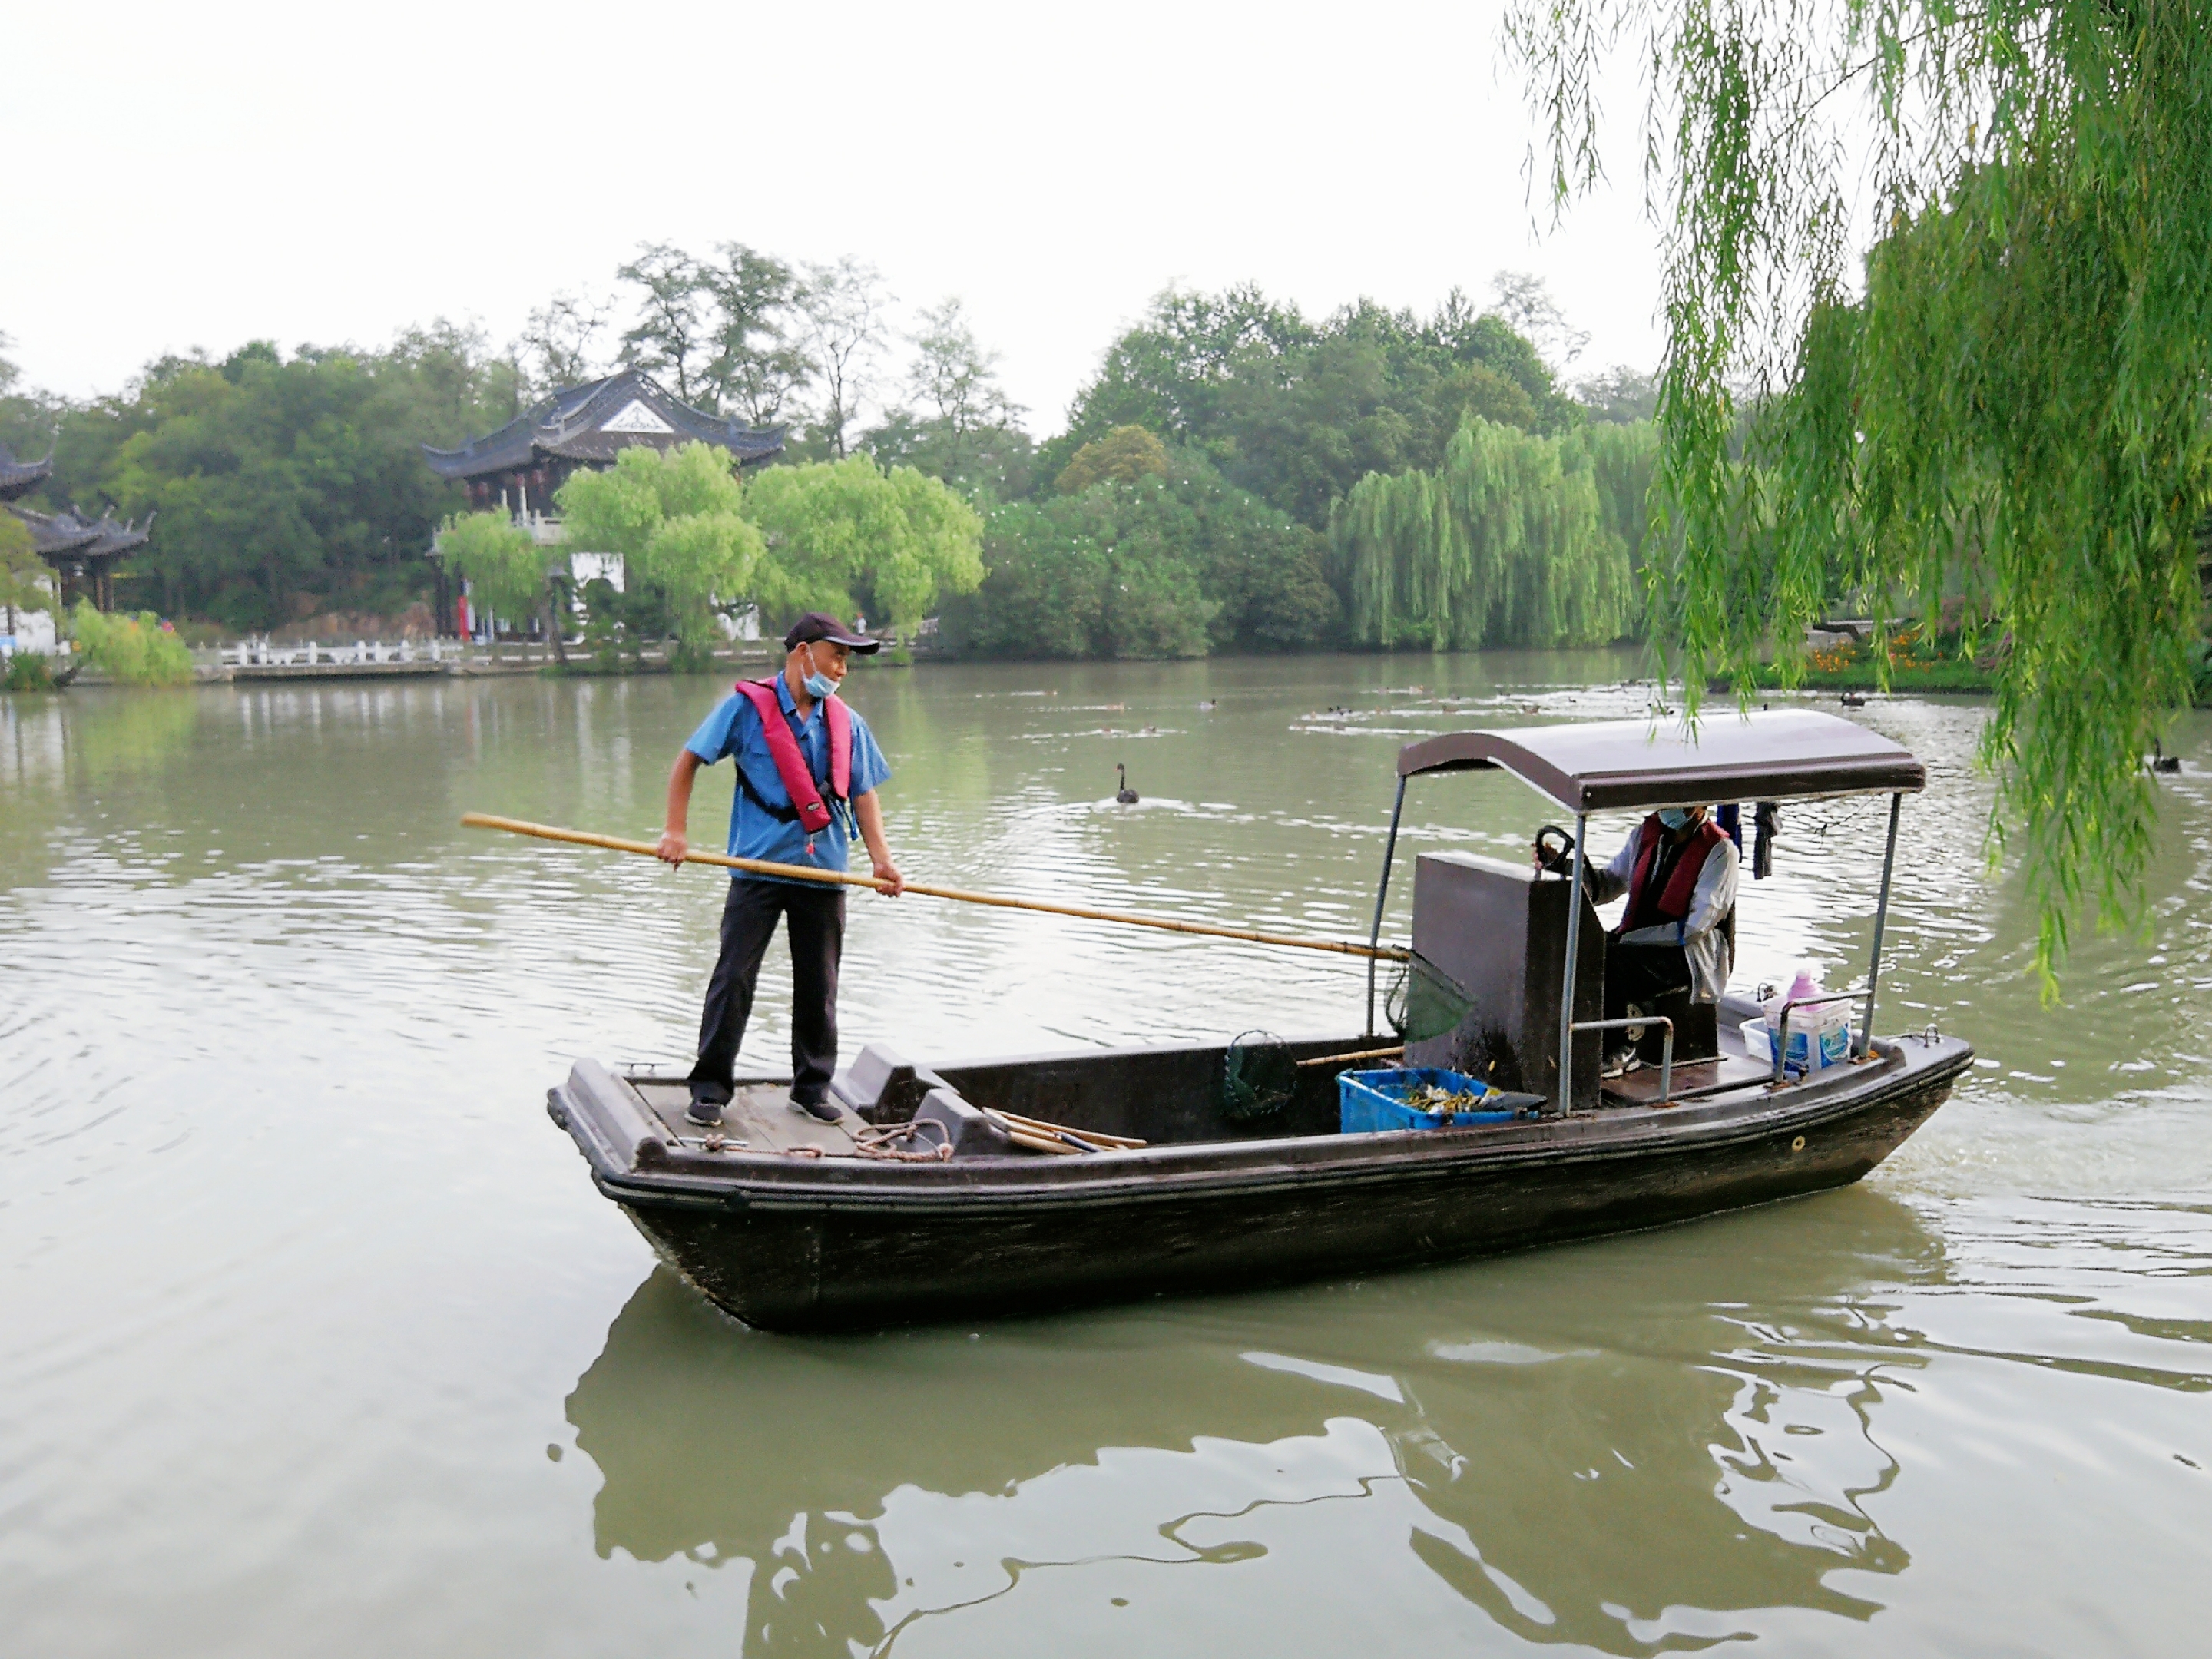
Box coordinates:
[548,710,1969,1332]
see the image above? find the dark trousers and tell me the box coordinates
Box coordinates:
[688,878,846,1108]
[1606,942,1694,1021]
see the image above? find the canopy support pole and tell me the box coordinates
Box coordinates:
[1555,810,1589,1114]
[1858,792,1902,1058]
[1365,776,1409,1038]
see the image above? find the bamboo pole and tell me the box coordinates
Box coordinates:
[993,1124,1084,1156]
[1294,1044,1406,1070]
[987,1108,1146,1148]
[460,813,1411,962]
[980,1109,1088,1154]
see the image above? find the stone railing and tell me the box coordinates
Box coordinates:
[224,637,459,667]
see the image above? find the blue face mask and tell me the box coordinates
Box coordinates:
[1657,806,1694,832]
[800,646,838,700]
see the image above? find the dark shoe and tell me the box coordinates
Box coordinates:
[686,1098,725,1127]
[790,1096,841,1124]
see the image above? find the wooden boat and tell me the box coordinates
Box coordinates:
[548,710,1970,1332]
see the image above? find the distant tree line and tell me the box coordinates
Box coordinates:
[1,267,1658,651]
[933,278,1657,657]
[2,325,523,631]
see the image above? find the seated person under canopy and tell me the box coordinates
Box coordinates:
[1536,805,1740,1060]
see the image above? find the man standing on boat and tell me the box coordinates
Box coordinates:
[1538,804,1738,1057]
[657,613,904,1128]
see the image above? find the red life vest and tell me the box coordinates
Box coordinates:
[1620,816,1726,935]
[731,676,852,835]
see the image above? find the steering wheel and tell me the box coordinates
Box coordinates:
[1535,823,1577,875]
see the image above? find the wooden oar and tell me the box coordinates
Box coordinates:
[460,812,1411,962]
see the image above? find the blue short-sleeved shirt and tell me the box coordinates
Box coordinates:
[686,677,892,882]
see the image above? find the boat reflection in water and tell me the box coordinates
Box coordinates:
[565,1187,1944,1654]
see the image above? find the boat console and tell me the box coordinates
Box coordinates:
[1406,852,1604,1107]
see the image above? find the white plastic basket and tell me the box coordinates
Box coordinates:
[1741,1016,1849,1074]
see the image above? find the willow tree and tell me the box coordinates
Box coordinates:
[1336,416,1644,648]
[556,442,766,669]
[65,604,194,687]
[1508,0,2212,978]
[439,512,559,657]
[742,455,984,644]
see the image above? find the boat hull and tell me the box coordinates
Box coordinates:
[555,1035,1968,1333]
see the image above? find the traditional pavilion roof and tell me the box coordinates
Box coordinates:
[419,369,785,482]
[0,443,54,502]
[11,505,152,564]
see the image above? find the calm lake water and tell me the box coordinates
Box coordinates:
[4,654,2208,1657]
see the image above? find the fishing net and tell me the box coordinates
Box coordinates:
[1383,953,1480,1044]
[1222,956,1480,1121]
[1221,1030,1299,1121]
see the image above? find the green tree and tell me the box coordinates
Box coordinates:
[944,453,1336,659]
[1509,0,2212,979]
[1,511,51,646]
[1487,271,1591,373]
[386,319,527,439]
[965,485,1215,661]
[614,241,810,425]
[36,327,528,631]
[1571,366,1660,426]
[860,410,1036,502]
[515,291,613,394]
[899,299,1025,484]
[69,339,492,629]
[556,443,767,670]
[699,242,810,426]
[741,454,984,641]
[1051,285,1580,528]
[796,257,889,460]
[439,512,561,658]
[615,243,714,406]
[1581,422,1662,571]
[1334,417,1643,650]
[947,500,1112,657]
[1056,426,1171,494]
[1,330,66,491]
[1100,533,1214,659]
[67,601,193,686]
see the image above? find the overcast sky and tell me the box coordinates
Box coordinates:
[2,0,1663,436]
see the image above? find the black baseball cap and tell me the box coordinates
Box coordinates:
[783,611,881,654]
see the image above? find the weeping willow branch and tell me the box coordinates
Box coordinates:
[1508,0,2212,989]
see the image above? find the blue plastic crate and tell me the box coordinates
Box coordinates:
[1338,1066,1538,1133]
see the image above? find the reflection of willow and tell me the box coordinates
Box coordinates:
[60,687,200,780]
[565,1188,1944,1655]
[1,690,201,876]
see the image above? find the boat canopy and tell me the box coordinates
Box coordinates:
[1394,709,1926,812]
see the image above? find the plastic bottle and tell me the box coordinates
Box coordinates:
[1766,964,1821,1028]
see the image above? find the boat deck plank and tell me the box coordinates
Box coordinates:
[1601,1052,1774,1104]
[633,1079,862,1154]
